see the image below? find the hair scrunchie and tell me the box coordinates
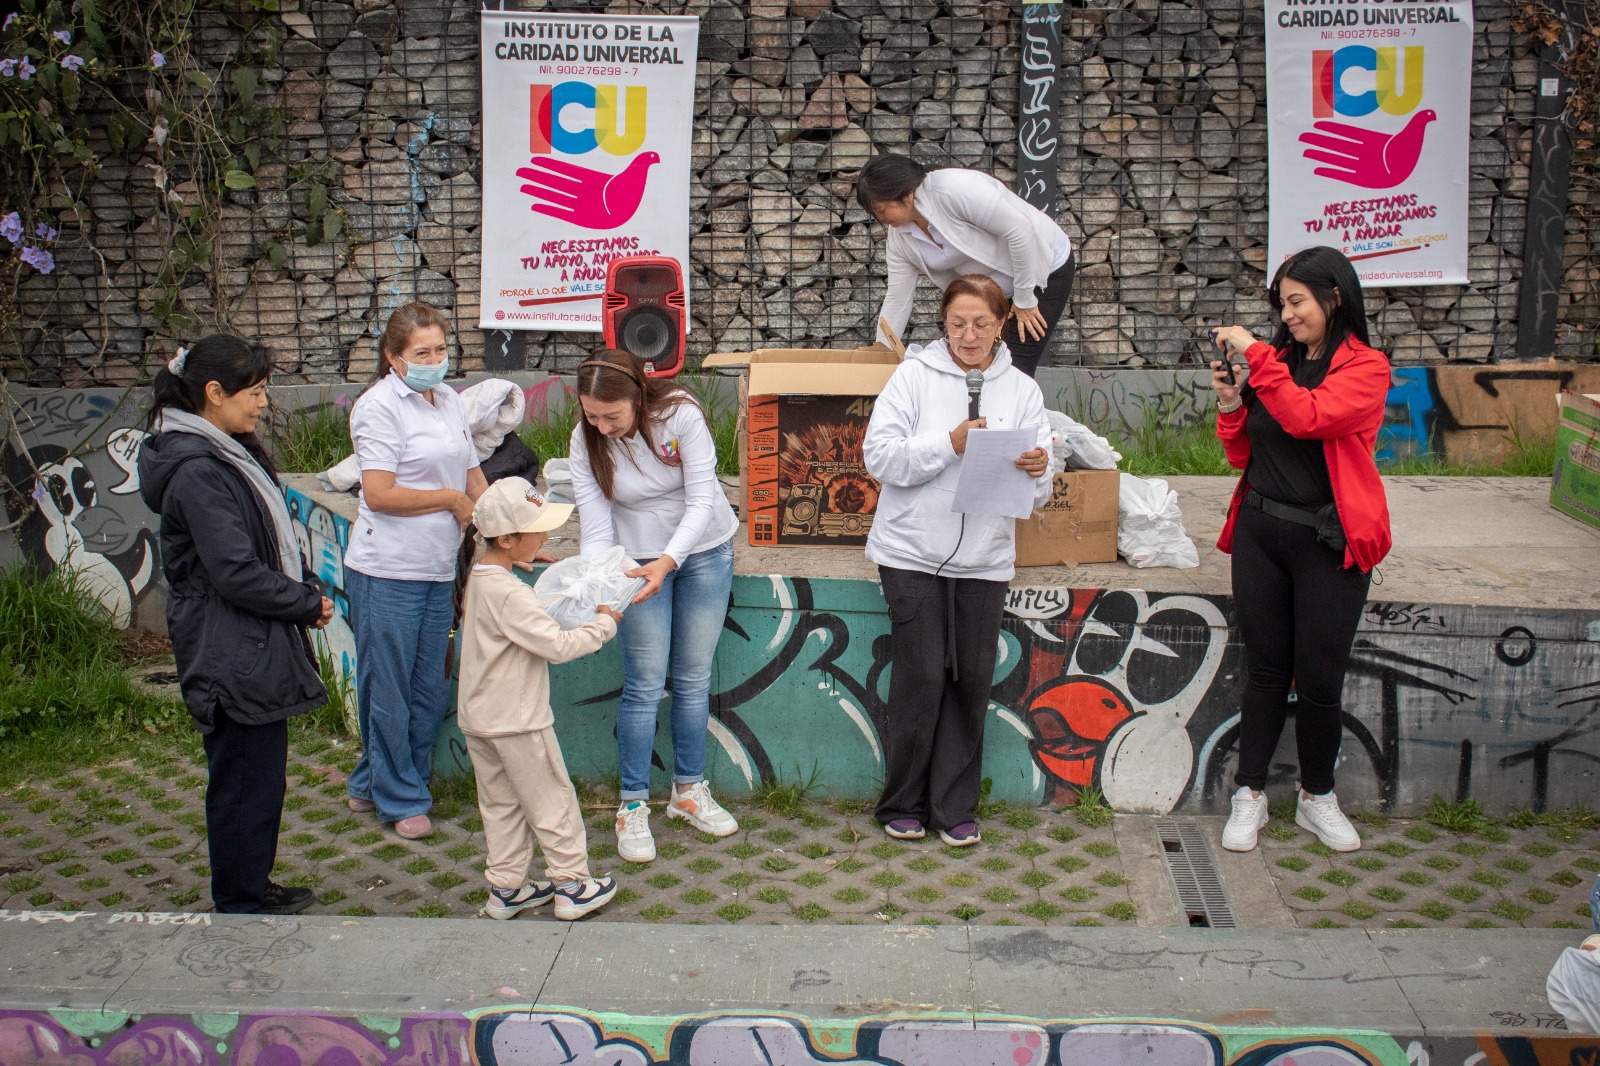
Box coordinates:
[167,345,190,376]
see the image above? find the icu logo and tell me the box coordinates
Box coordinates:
[530,83,647,156]
[1311,46,1424,118]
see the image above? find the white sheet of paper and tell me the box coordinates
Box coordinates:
[951,428,1037,520]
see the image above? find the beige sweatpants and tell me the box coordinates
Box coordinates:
[464,729,590,889]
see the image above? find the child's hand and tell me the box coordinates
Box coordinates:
[596,604,623,621]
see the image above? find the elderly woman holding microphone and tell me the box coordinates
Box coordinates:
[863,274,1053,847]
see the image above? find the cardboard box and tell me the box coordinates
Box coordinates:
[1014,469,1121,567]
[1551,392,1600,532]
[703,345,902,548]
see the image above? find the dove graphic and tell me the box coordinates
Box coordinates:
[516,151,661,230]
[1297,110,1437,190]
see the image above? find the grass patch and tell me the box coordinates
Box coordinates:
[752,762,821,818]
[269,400,353,475]
[1055,855,1088,873]
[686,857,722,874]
[1339,900,1379,919]
[717,902,754,922]
[1101,901,1136,921]
[1293,886,1328,902]
[1070,785,1115,829]
[1276,856,1311,872]
[753,887,791,904]
[1083,841,1118,858]
[1020,900,1062,921]
[944,872,978,888]
[1059,885,1096,902]
[1417,901,1456,921]
[0,568,190,785]
[518,400,580,464]
[796,871,829,888]
[1379,429,1557,477]
[1446,884,1483,903]
[681,888,716,905]
[1548,870,1583,888]
[952,904,981,921]
[833,887,870,904]
[1369,886,1406,903]
[1048,824,1079,843]
[1426,795,1496,835]
[1088,409,1235,477]
[1397,871,1435,886]
[906,886,942,904]
[1021,870,1056,889]
[794,902,831,921]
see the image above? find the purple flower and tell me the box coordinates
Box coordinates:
[150,51,165,69]
[0,59,13,78]
[34,223,55,240]
[17,56,33,80]
[52,30,71,45]
[18,245,54,274]
[59,53,82,71]
[0,212,20,245]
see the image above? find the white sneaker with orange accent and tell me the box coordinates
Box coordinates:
[666,781,739,837]
[615,801,656,863]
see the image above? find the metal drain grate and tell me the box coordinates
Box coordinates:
[1155,820,1236,929]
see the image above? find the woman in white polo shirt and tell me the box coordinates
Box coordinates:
[344,302,486,840]
[567,349,741,864]
[861,154,1075,379]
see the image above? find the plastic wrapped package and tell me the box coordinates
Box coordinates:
[1117,474,1199,569]
[533,545,646,630]
[1044,410,1122,471]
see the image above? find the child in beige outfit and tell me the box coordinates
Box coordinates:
[453,476,620,920]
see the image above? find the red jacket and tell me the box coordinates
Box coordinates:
[1216,336,1392,573]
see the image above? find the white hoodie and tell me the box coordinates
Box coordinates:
[863,339,1052,582]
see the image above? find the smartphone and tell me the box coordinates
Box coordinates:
[1208,328,1235,386]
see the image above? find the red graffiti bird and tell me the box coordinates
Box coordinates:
[1297,109,1436,190]
[1026,677,1134,798]
[516,152,661,230]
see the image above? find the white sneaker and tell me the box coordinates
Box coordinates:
[1221,786,1269,852]
[615,801,656,863]
[666,781,739,837]
[484,880,554,920]
[1296,790,1361,852]
[553,875,618,920]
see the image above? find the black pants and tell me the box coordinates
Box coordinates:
[202,712,289,913]
[875,565,1009,831]
[1230,502,1370,794]
[1002,251,1076,378]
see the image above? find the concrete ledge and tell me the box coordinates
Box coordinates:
[0,913,1586,1065]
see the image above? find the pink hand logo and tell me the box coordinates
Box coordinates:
[1297,109,1436,190]
[515,151,661,230]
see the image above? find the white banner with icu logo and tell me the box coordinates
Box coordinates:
[1265,0,1472,287]
[478,11,698,330]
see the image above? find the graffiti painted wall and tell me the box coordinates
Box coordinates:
[1,1005,1589,1066]
[419,573,1600,816]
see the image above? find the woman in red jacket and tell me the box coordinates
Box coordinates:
[1209,245,1391,855]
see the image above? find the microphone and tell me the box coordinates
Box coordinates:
[965,368,983,422]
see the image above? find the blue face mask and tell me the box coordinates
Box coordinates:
[401,357,448,392]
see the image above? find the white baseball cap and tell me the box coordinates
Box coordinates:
[474,477,573,537]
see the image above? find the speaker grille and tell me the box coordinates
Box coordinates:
[620,307,676,363]
[612,265,676,299]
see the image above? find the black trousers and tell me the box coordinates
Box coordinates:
[202,711,289,913]
[1230,502,1370,794]
[874,565,1009,831]
[1002,251,1076,378]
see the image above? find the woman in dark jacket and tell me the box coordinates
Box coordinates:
[138,335,333,914]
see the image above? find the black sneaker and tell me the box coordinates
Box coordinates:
[260,882,314,915]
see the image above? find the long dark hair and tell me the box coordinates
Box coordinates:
[146,334,279,479]
[452,522,480,633]
[575,349,700,500]
[1267,246,1370,363]
[856,153,927,214]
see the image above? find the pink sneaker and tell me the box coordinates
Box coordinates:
[347,796,376,813]
[395,814,432,839]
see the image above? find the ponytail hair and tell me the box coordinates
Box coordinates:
[146,334,279,479]
[575,349,701,500]
[452,521,479,634]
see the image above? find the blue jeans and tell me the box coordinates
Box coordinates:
[1591,874,1600,931]
[616,537,734,800]
[345,570,454,821]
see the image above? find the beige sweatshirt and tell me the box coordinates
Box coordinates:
[456,564,617,737]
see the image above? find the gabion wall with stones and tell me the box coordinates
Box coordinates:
[0,0,1595,387]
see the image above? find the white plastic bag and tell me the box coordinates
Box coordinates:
[1117,474,1199,569]
[533,545,646,630]
[542,457,573,504]
[319,454,361,493]
[458,378,527,461]
[1044,410,1122,471]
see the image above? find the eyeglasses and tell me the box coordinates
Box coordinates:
[945,319,998,336]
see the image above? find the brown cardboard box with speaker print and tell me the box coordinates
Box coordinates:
[702,345,903,548]
[1014,469,1120,567]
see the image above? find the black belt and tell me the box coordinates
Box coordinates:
[1245,489,1323,529]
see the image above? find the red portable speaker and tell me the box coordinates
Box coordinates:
[604,255,687,379]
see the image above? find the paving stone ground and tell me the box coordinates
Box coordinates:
[1,725,1595,931]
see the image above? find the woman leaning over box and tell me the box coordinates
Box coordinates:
[568,349,742,864]
[138,336,333,914]
[344,302,487,841]
[1209,245,1392,856]
[864,274,1053,848]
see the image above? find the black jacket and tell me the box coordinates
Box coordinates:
[138,431,327,731]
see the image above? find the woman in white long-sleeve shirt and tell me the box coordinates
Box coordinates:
[864,275,1053,848]
[567,349,741,865]
[862,154,1075,379]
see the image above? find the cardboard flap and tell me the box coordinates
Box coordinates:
[702,344,901,376]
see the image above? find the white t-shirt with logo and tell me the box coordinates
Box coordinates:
[345,372,479,582]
